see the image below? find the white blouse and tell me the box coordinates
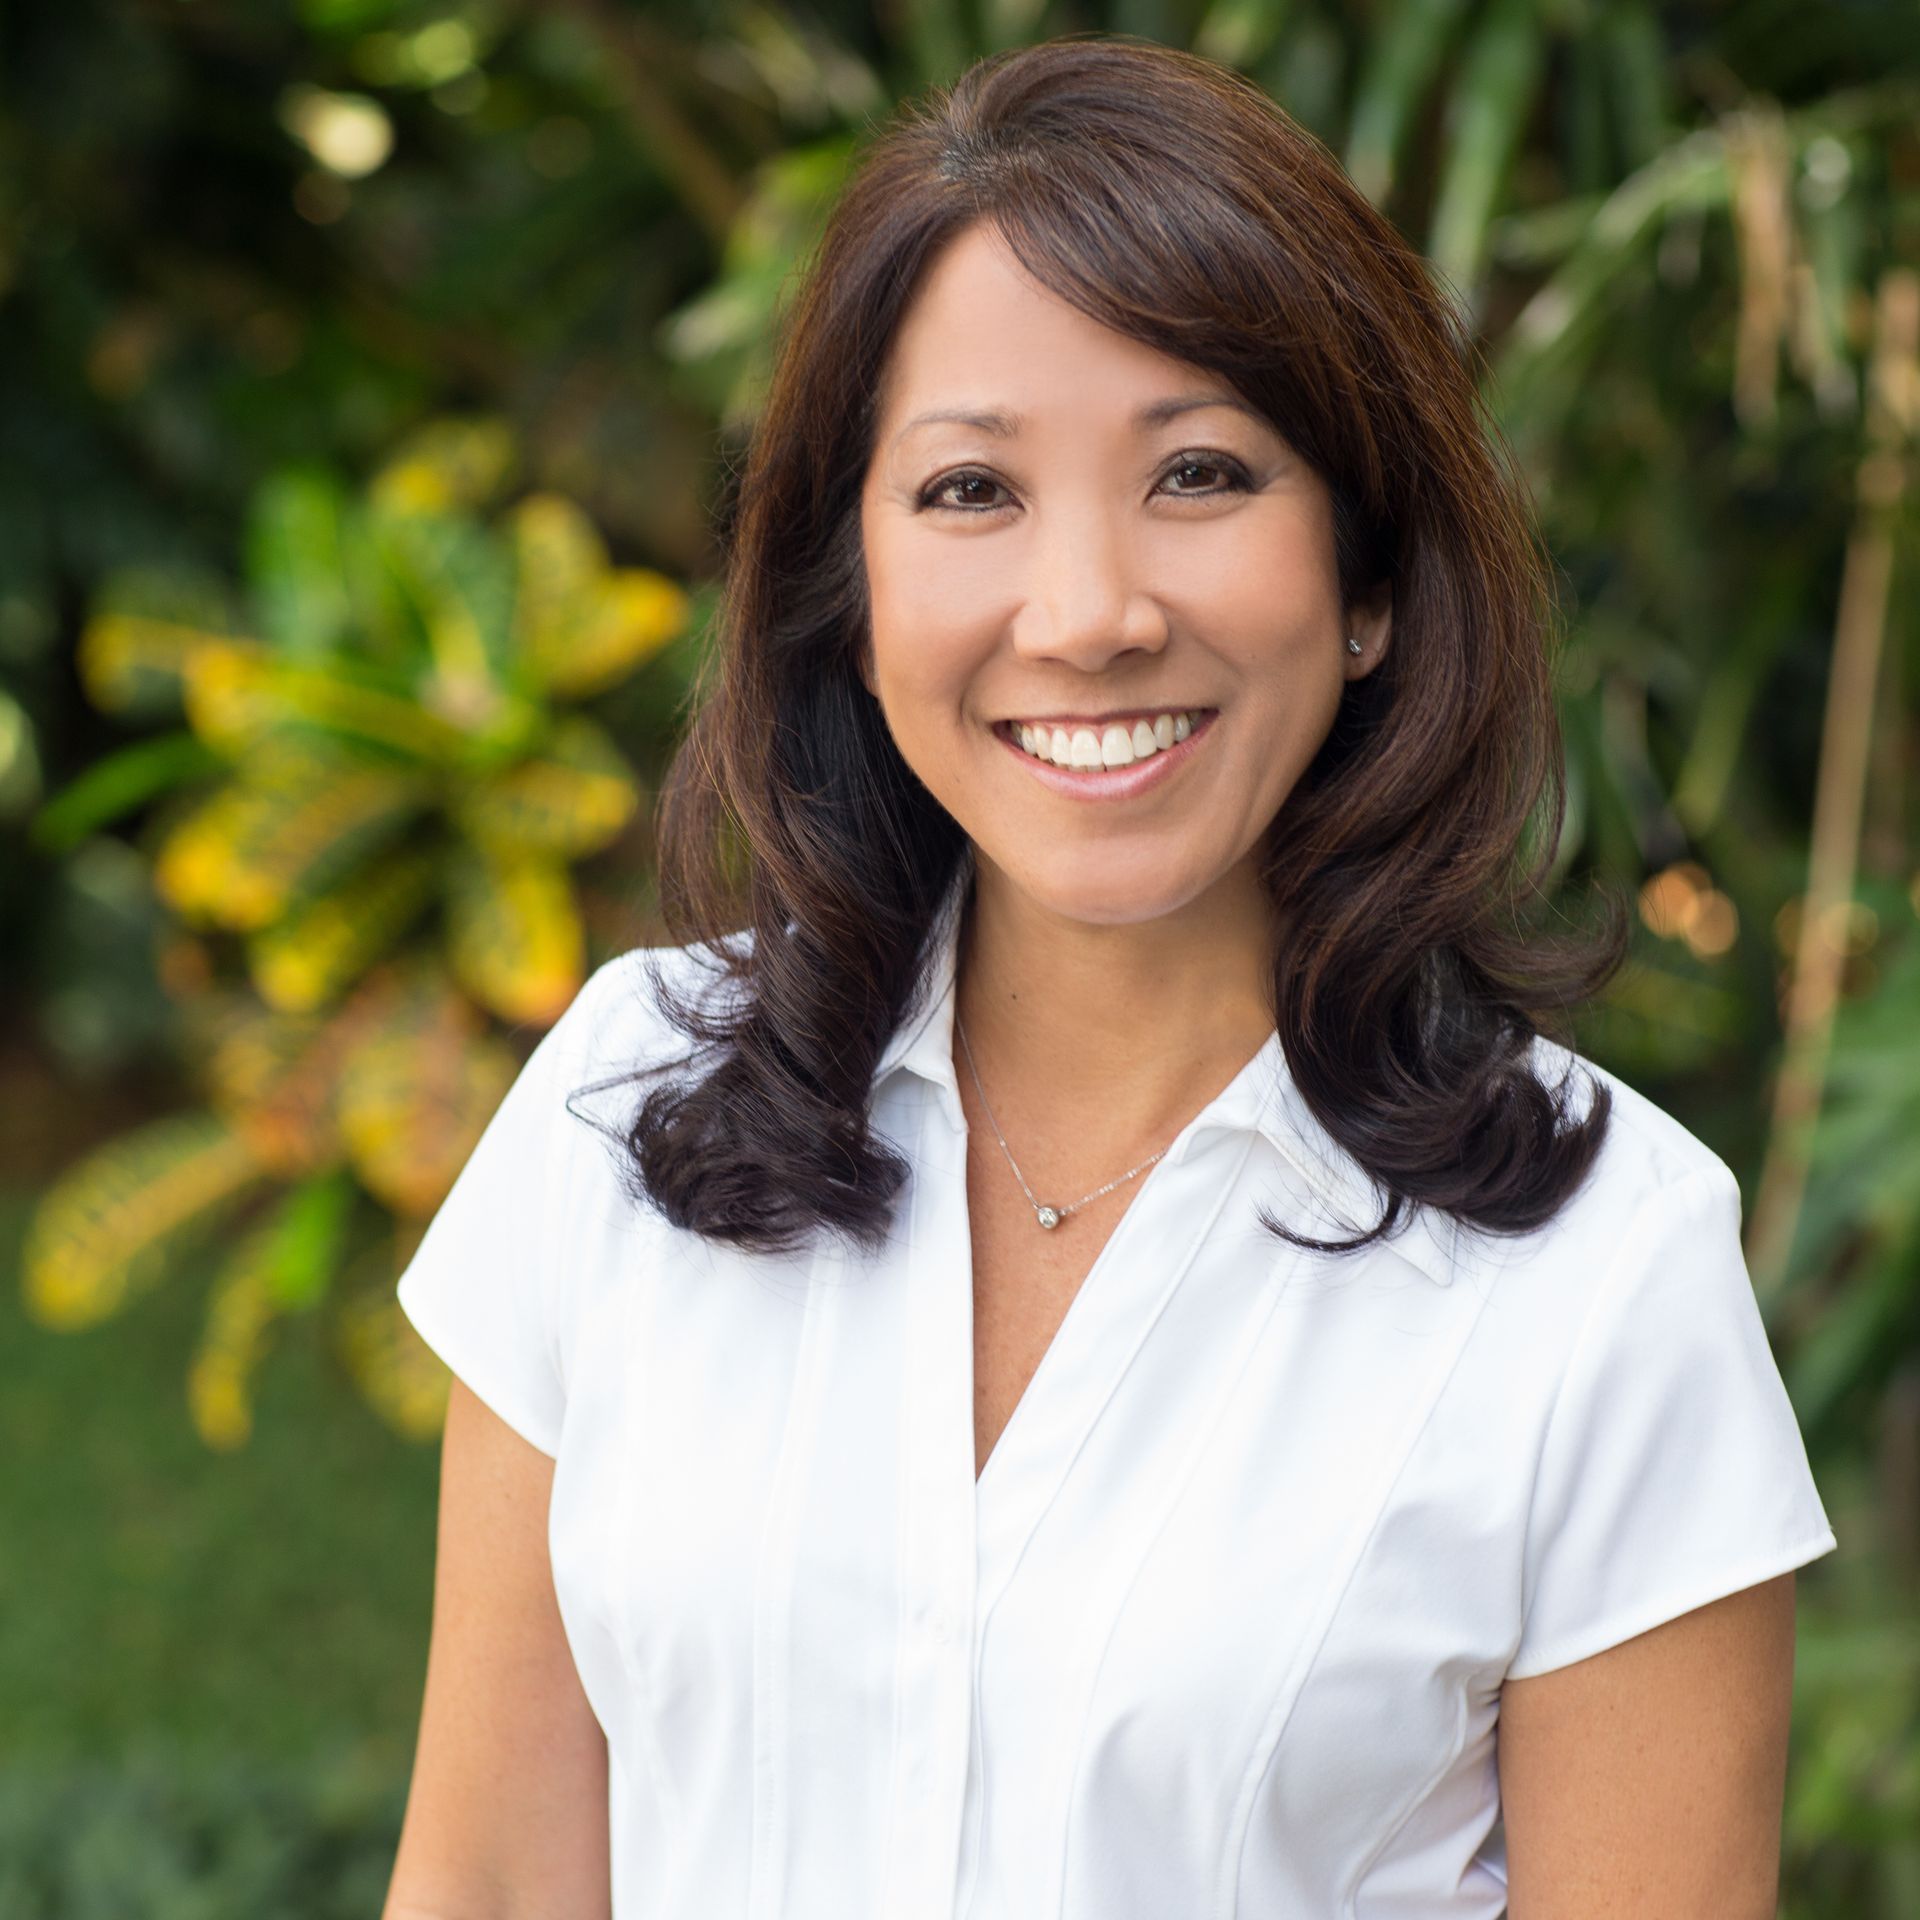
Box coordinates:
[397,873,1837,1918]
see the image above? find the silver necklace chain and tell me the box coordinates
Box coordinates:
[954,1014,1170,1231]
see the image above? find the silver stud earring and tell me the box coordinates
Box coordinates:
[1346,633,1363,656]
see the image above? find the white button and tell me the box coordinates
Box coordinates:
[927,1609,953,1643]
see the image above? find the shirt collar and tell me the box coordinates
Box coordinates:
[870,859,1456,1286]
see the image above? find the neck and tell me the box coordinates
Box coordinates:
[952,855,1278,1152]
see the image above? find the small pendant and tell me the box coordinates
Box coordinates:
[1036,1205,1061,1230]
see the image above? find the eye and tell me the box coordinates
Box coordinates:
[1160,453,1254,497]
[915,451,1255,516]
[917,469,1011,514]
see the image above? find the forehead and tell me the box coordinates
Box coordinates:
[875,224,1244,433]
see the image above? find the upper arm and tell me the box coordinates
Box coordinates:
[1497,1570,1797,1919]
[383,1379,611,1920]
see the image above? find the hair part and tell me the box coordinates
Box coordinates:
[613,33,1624,1262]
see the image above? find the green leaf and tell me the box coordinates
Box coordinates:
[1426,0,1546,303]
[260,1173,357,1313]
[1344,0,1472,206]
[30,732,225,853]
[373,509,519,727]
[247,465,356,657]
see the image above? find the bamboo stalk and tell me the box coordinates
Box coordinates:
[1748,267,1918,1302]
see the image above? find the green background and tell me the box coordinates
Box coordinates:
[2,1,1916,1912]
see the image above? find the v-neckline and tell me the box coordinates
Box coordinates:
[959,1031,1283,1499]
[969,1152,1172,1491]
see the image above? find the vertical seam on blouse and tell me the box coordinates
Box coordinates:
[1222,1258,1497,1920]
[1339,1679,1474,1917]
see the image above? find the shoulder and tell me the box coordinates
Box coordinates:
[1435,1032,1748,1324]
[1525,1031,1740,1220]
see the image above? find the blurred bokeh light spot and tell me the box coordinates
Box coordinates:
[1799,135,1852,213]
[1638,861,1740,959]
[408,19,476,84]
[1682,889,1739,959]
[1637,861,1710,938]
[0,690,42,817]
[279,84,394,179]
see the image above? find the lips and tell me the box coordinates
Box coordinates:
[992,708,1218,801]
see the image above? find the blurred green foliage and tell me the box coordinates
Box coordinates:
[18,409,691,1452]
[2,0,1916,1912]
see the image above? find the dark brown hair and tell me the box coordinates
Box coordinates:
[610,33,1624,1260]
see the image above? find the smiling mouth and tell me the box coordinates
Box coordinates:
[995,708,1214,772]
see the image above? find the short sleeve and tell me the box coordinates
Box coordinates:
[395,964,611,1458]
[1506,1164,1838,1679]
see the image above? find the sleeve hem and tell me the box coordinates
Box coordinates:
[397,1269,563,1460]
[1503,1525,1838,1680]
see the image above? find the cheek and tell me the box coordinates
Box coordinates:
[1182,514,1334,635]
[864,553,979,719]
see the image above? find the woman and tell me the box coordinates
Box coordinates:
[384,36,1835,1920]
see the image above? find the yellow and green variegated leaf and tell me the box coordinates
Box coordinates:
[196,984,383,1182]
[337,1276,456,1443]
[155,785,279,931]
[507,490,610,659]
[246,844,439,1014]
[80,615,253,721]
[187,1217,287,1451]
[175,637,289,753]
[154,743,428,931]
[451,715,643,860]
[368,415,517,519]
[180,635,467,761]
[185,1172,353,1450]
[375,510,520,731]
[74,565,242,718]
[335,983,521,1217]
[188,986,325,1115]
[530,568,691,701]
[444,845,586,1025]
[20,1112,264,1331]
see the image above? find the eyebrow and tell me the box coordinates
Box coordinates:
[890,393,1268,450]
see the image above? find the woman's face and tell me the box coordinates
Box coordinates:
[858,222,1389,929]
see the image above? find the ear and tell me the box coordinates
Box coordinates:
[1342,582,1393,682]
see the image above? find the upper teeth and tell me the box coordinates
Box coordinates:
[1012,711,1203,769]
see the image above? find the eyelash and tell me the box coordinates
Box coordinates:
[914,452,1256,517]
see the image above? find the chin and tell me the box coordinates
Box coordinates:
[990,845,1224,929]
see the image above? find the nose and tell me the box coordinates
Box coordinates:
[1010,508,1170,673]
